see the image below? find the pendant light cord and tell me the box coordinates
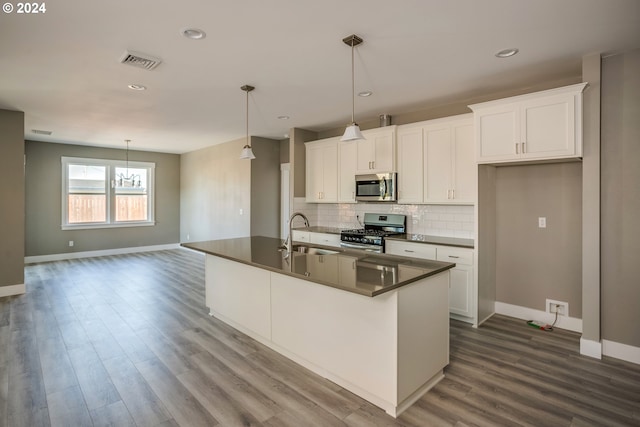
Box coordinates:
[246,88,249,146]
[350,39,355,125]
[125,139,130,176]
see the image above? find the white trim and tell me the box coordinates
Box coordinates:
[24,243,180,264]
[0,284,26,297]
[61,156,156,229]
[494,301,583,333]
[580,337,603,359]
[603,339,640,365]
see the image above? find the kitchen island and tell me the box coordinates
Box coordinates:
[182,236,455,417]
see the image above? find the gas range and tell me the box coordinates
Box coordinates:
[340,213,406,253]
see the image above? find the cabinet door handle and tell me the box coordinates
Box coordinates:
[452,189,455,199]
[372,161,375,169]
[515,143,519,154]
[522,142,526,153]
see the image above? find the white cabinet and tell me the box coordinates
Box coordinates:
[291,230,310,243]
[385,240,437,260]
[385,240,475,322]
[305,138,338,202]
[355,126,396,173]
[436,246,474,318]
[309,232,341,248]
[396,127,424,204]
[338,140,357,203]
[397,115,475,205]
[469,83,587,164]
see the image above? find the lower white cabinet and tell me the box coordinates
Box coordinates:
[436,247,473,319]
[291,230,310,243]
[309,232,341,248]
[385,240,437,259]
[386,240,475,322]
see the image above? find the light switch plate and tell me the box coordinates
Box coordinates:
[538,217,546,228]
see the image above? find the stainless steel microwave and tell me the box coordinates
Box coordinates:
[355,173,397,202]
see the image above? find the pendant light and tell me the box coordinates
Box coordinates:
[239,84,256,160]
[116,139,141,187]
[341,34,365,142]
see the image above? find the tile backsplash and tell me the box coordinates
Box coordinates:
[292,198,475,239]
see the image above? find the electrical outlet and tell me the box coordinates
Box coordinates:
[68,240,74,247]
[538,217,547,228]
[546,299,569,316]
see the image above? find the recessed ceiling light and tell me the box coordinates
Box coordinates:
[358,91,373,97]
[495,48,519,58]
[182,28,206,40]
[127,84,147,91]
[277,115,290,120]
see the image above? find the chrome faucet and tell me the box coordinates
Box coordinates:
[280,211,309,253]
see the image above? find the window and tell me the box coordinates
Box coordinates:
[62,157,155,229]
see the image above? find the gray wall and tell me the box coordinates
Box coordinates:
[581,53,602,343]
[180,136,282,242]
[0,109,24,288]
[250,137,282,238]
[180,138,251,242]
[477,165,497,323]
[601,49,640,347]
[495,163,583,316]
[25,140,180,256]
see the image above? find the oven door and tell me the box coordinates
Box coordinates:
[355,173,397,202]
[339,241,383,253]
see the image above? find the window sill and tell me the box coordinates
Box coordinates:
[61,221,155,231]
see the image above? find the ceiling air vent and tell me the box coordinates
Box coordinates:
[119,50,162,71]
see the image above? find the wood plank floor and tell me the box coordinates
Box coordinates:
[1,249,639,426]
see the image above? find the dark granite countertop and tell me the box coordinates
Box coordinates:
[182,236,454,297]
[386,234,474,249]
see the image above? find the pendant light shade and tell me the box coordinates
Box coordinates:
[341,34,365,142]
[239,84,256,160]
[342,124,365,141]
[240,145,255,160]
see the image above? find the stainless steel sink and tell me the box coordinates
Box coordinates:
[291,245,340,255]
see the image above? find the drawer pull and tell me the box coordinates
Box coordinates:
[448,255,460,259]
[404,250,415,253]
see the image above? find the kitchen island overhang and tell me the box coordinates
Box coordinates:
[182,236,454,417]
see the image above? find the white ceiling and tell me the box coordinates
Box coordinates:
[1,0,639,154]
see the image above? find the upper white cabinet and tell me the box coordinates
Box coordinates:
[397,114,475,205]
[355,126,396,173]
[305,138,338,203]
[469,83,588,164]
[338,140,357,203]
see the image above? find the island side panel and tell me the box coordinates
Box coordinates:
[205,255,272,341]
[397,271,450,406]
[270,272,399,408]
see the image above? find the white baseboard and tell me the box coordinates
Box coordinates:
[580,337,603,359]
[24,243,181,264]
[603,339,640,365]
[494,301,583,333]
[0,283,26,297]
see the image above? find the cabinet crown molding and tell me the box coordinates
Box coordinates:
[468,82,588,111]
